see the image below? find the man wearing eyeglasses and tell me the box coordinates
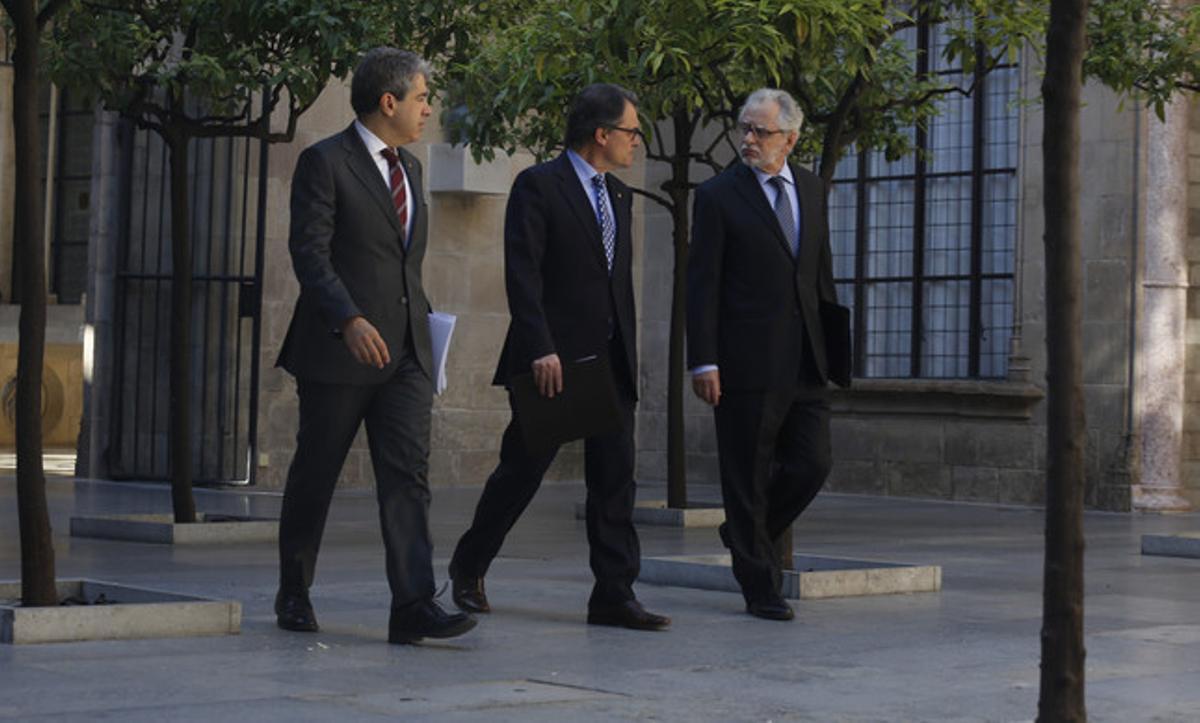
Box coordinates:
[449,83,670,632]
[274,48,476,644]
[687,88,849,621]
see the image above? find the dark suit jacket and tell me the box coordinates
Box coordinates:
[687,161,844,392]
[493,153,638,397]
[277,124,433,385]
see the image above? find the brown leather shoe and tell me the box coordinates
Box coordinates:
[587,600,670,631]
[451,575,490,614]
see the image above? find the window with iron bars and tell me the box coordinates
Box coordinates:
[829,20,1019,379]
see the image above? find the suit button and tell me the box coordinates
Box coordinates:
[400,296,409,305]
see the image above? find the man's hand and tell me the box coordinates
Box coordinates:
[532,353,563,398]
[343,316,390,369]
[692,369,721,407]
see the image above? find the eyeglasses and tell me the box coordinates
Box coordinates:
[738,122,786,139]
[604,124,645,141]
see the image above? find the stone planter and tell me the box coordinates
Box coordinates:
[639,553,941,599]
[70,513,278,544]
[1141,532,1200,559]
[575,500,725,528]
[0,579,241,644]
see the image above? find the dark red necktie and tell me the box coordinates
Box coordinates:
[380,148,409,239]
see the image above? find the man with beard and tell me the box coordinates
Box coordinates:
[687,88,849,621]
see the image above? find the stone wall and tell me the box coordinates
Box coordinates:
[1182,95,1200,508]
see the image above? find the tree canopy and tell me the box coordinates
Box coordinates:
[44,0,396,140]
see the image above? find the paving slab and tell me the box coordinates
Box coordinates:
[1,478,1199,721]
[70,513,278,544]
[1141,531,1200,559]
[639,552,942,599]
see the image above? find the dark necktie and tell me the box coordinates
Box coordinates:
[592,174,615,272]
[380,148,409,244]
[769,175,798,257]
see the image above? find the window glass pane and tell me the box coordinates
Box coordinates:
[866,180,914,278]
[921,280,969,377]
[980,279,1014,377]
[834,145,858,181]
[830,181,857,279]
[927,75,973,174]
[982,174,1017,275]
[865,282,912,377]
[984,66,1019,170]
[930,13,972,73]
[924,176,971,277]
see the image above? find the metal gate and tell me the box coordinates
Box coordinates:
[108,118,268,484]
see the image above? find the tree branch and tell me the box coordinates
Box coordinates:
[629,185,672,212]
[36,0,71,27]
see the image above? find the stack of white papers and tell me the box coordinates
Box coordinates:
[428,311,456,395]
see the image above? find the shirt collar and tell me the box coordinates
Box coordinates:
[354,119,391,159]
[751,161,795,188]
[567,148,604,186]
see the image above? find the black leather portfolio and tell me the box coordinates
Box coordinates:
[510,355,622,452]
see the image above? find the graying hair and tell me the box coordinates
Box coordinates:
[739,88,804,132]
[351,48,433,116]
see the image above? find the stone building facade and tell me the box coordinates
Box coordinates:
[3,41,1199,512]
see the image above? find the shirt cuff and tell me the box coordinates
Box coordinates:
[689,365,718,376]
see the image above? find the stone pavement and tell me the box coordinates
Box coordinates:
[1,476,1199,721]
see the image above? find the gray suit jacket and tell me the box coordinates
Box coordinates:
[277,124,433,384]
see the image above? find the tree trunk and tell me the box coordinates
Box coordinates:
[1038,0,1089,720]
[165,126,197,523]
[12,0,58,607]
[666,110,694,509]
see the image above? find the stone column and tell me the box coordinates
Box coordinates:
[1134,100,1192,511]
[75,109,122,479]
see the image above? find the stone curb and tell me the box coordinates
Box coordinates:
[70,514,278,544]
[0,579,241,644]
[639,553,942,600]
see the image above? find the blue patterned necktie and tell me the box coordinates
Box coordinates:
[769,175,799,257]
[592,174,615,272]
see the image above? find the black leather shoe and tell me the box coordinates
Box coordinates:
[275,591,319,632]
[388,600,477,644]
[587,600,671,631]
[746,594,794,621]
[451,575,490,614]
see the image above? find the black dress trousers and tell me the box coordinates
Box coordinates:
[450,337,640,608]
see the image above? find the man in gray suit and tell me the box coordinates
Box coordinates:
[274,47,475,644]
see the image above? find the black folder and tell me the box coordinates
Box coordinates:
[510,355,622,452]
[819,300,853,388]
